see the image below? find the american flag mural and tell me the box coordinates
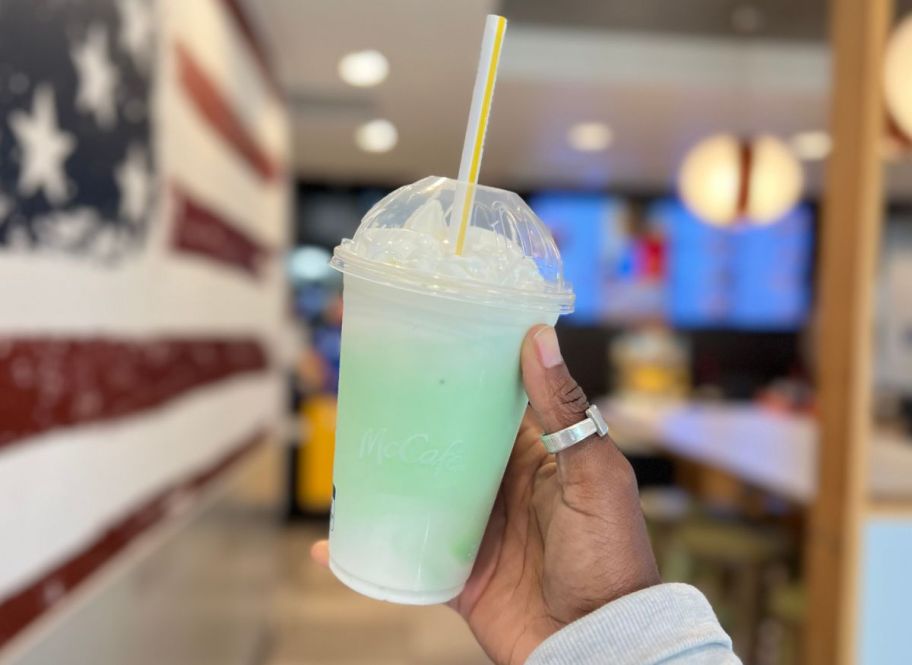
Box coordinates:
[0,0,155,259]
[0,0,289,648]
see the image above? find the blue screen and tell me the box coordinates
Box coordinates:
[531,193,666,323]
[531,193,812,329]
[662,199,812,329]
[661,199,730,326]
[729,208,812,328]
[530,193,606,322]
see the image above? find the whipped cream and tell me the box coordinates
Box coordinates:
[341,200,546,290]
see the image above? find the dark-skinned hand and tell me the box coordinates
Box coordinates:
[312,325,660,665]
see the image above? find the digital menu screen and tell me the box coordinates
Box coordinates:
[531,194,812,329]
[531,193,666,324]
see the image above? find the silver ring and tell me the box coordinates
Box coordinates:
[540,405,611,454]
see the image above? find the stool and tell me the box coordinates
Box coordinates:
[640,487,692,581]
[763,582,805,665]
[674,518,792,664]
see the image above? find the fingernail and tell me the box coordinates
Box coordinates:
[534,326,563,368]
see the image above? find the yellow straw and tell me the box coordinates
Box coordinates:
[454,15,507,255]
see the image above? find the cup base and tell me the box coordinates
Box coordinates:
[329,558,464,605]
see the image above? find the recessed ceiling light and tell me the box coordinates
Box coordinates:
[789,131,832,161]
[355,119,398,153]
[731,4,764,34]
[338,50,389,88]
[567,122,613,152]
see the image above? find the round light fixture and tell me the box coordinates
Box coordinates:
[885,15,912,142]
[789,131,832,161]
[338,49,389,88]
[678,133,804,226]
[354,119,398,153]
[567,122,613,152]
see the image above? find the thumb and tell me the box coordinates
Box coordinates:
[521,325,588,433]
[521,325,624,488]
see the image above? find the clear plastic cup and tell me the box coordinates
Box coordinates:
[328,176,573,604]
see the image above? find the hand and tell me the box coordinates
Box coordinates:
[311,325,660,665]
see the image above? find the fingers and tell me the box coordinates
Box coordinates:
[310,539,329,568]
[521,325,627,490]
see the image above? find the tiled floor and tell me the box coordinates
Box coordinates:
[266,523,493,665]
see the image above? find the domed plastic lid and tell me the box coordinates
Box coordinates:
[330,176,574,313]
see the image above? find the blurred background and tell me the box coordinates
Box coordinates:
[1,1,911,664]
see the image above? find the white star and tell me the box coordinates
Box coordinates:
[115,143,151,224]
[92,228,123,262]
[40,207,98,249]
[9,85,76,205]
[117,0,154,70]
[36,208,126,261]
[6,223,32,251]
[71,25,120,128]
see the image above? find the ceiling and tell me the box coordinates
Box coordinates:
[503,0,912,42]
[243,0,912,198]
[503,0,828,41]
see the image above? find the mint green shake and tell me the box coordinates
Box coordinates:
[328,177,573,604]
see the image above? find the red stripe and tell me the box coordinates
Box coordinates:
[218,0,284,101]
[0,336,267,450]
[176,42,281,181]
[0,429,267,649]
[735,139,753,220]
[171,183,270,277]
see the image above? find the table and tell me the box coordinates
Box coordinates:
[599,398,912,505]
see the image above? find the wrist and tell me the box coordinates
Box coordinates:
[505,616,566,665]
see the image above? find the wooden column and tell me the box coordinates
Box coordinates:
[805,0,893,664]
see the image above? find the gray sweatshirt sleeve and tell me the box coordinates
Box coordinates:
[525,584,741,665]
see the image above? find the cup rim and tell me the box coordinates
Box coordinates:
[330,245,575,314]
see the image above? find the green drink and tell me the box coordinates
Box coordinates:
[328,177,572,604]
